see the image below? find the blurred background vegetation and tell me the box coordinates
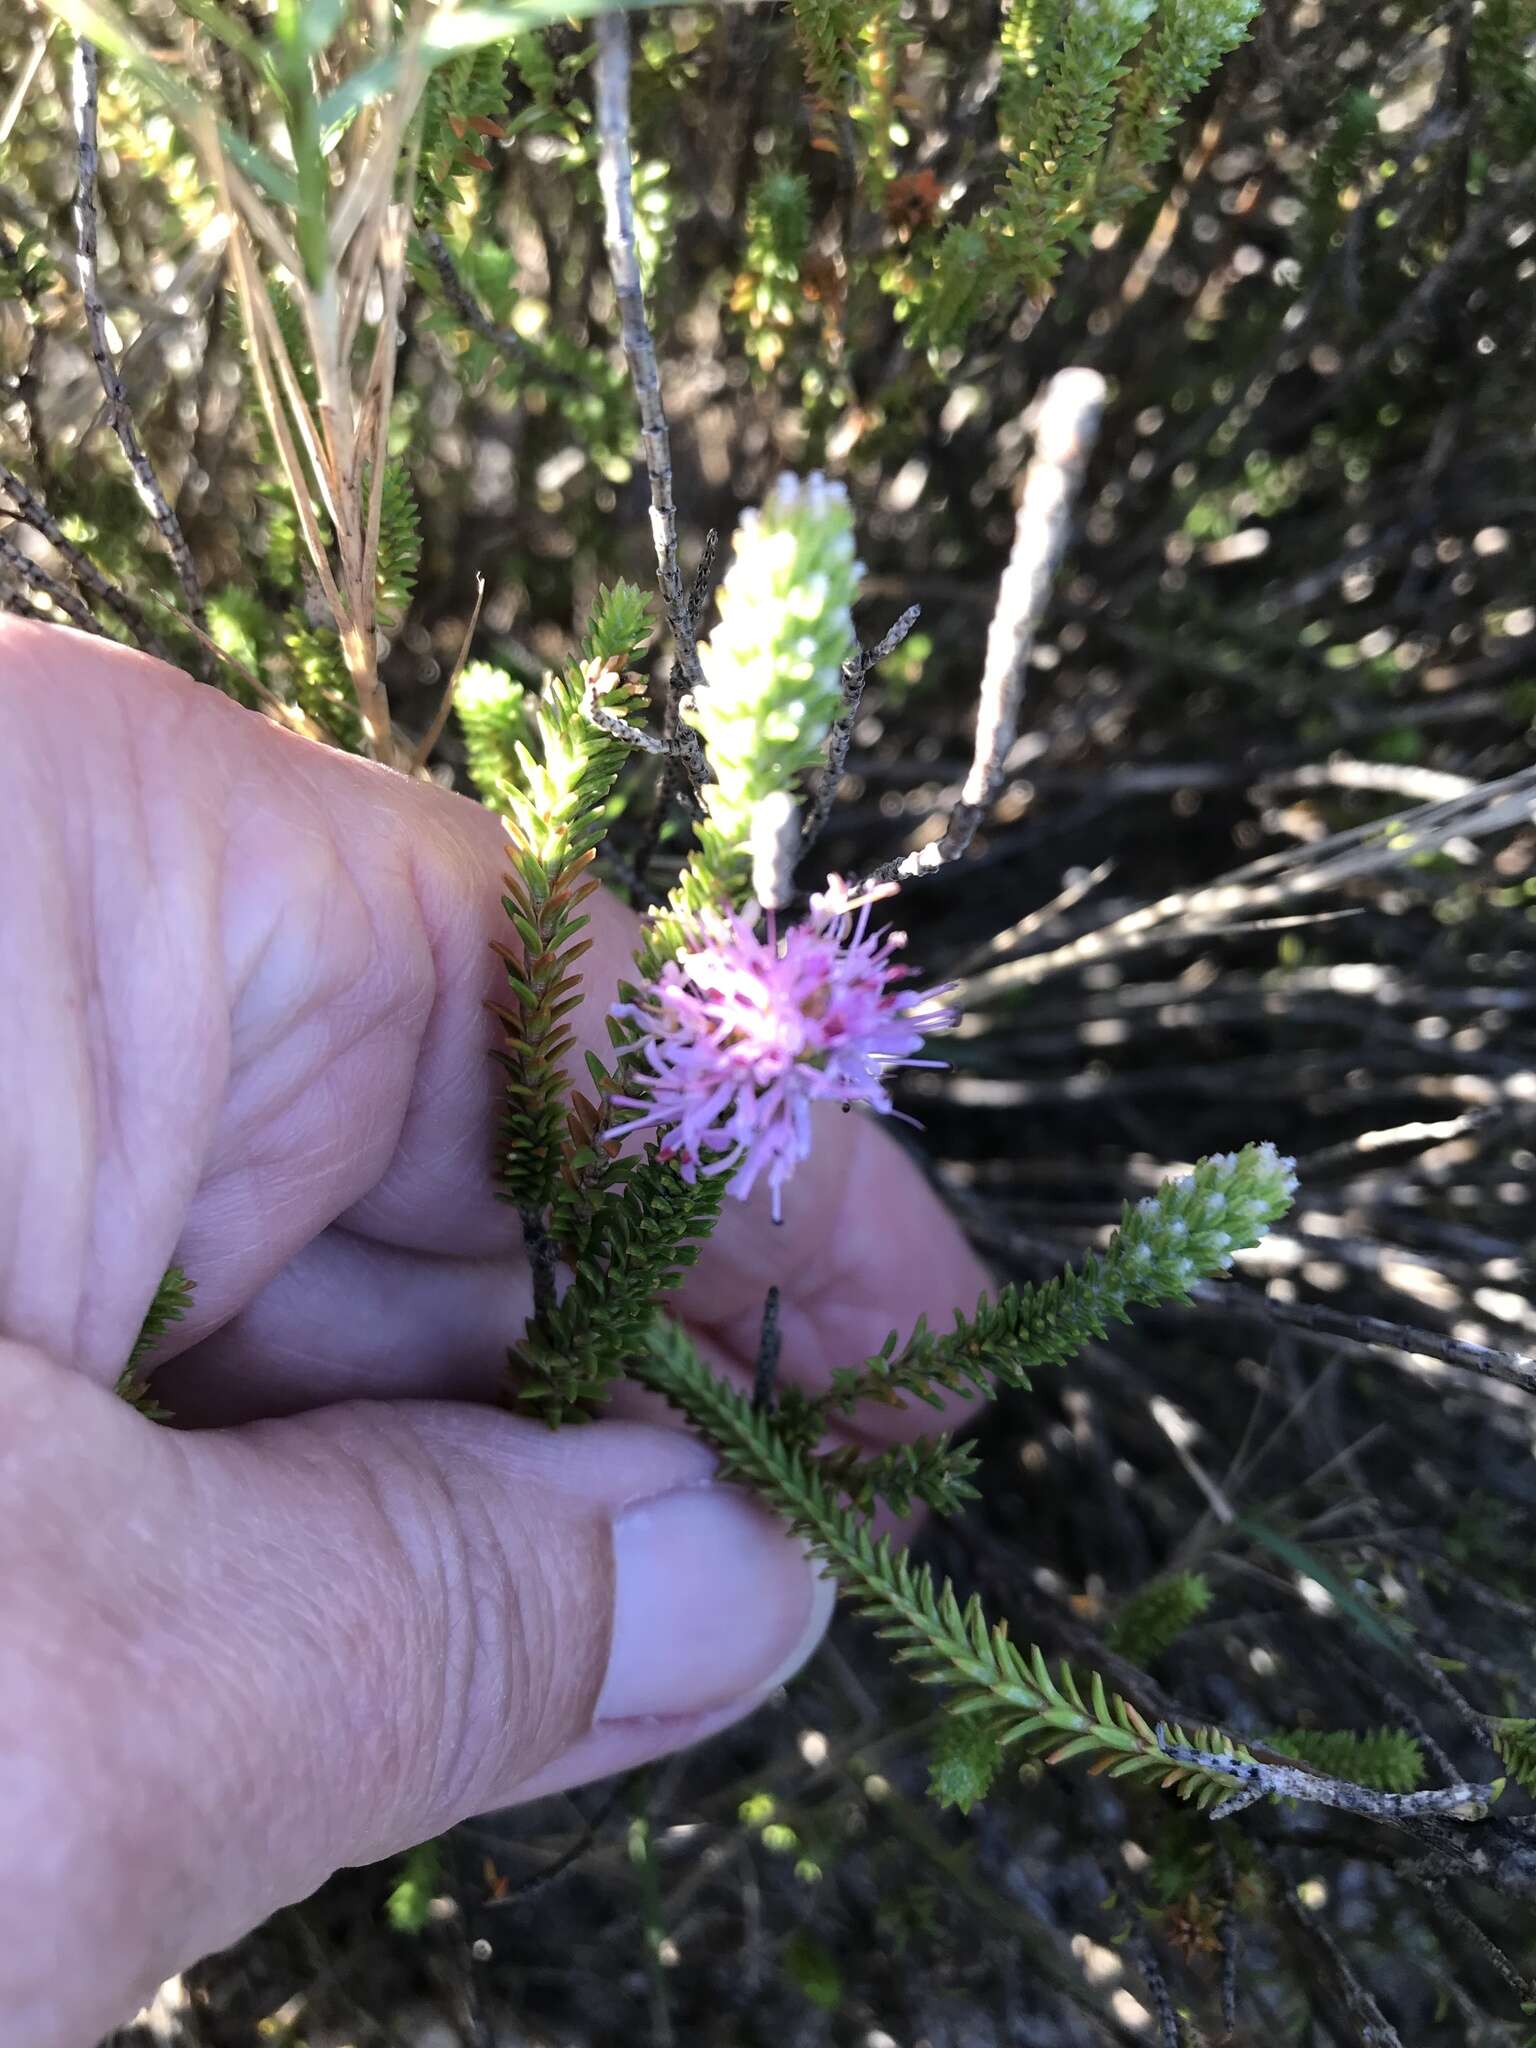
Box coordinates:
[7,0,1536,2040]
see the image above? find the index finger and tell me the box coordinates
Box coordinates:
[0,620,987,1424]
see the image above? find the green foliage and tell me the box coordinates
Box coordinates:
[206,585,275,684]
[1471,0,1536,158]
[927,1714,1005,1813]
[1101,0,1258,208]
[494,582,653,1218]
[819,1434,980,1519]
[283,617,366,753]
[849,0,909,193]
[939,0,1154,333]
[455,660,532,813]
[116,1264,194,1419]
[123,1264,194,1374]
[0,224,55,305]
[637,1144,1298,1813]
[1490,1718,1536,1797]
[1303,89,1379,271]
[417,43,511,227]
[998,0,1066,151]
[902,0,1260,343]
[782,1929,844,2010]
[507,27,566,115]
[415,229,631,467]
[485,586,741,1426]
[731,171,812,373]
[383,1840,446,1934]
[820,1143,1297,1419]
[1264,1727,1426,1795]
[642,1306,1259,1809]
[1108,1571,1214,1666]
[789,0,858,107]
[374,466,421,630]
[513,1163,725,1424]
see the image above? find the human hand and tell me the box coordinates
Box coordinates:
[0,618,989,2046]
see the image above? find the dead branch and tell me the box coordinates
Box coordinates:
[1194,1281,1536,1402]
[803,602,922,851]
[956,761,1536,1002]
[72,42,209,674]
[419,226,587,395]
[0,526,101,634]
[593,10,706,734]
[0,460,173,661]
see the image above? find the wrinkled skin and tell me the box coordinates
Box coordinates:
[0,619,989,2047]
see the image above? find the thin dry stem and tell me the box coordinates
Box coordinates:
[0,526,101,632]
[411,573,486,774]
[0,460,173,660]
[803,603,922,850]
[195,33,440,766]
[1196,1282,1536,1402]
[73,41,209,673]
[593,13,705,714]
[421,228,586,392]
[957,761,1536,1002]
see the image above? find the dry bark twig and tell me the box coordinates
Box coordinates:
[72,41,209,673]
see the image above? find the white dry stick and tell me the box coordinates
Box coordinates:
[72,42,210,673]
[750,790,802,913]
[593,12,706,710]
[957,757,1536,1003]
[869,367,1107,887]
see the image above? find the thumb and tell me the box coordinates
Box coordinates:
[1,1342,831,2048]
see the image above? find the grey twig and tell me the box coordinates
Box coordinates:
[803,603,922,851]
[1277,1887,1405,2048]
[1411,1878,1536,2008]
[593,12,705,717]
[865,369,1105,888]
[0,461,174,661]
[686,527,717,635]
[752,1286,782,1413]
[1129,1935,1183,2048]
[581,660,710,789]
[419,227,586,394]
[1161,1741,1498,1825]
[628,528,720,897]
[479,1783,629,1908]
[1347,1660,1463,1788]
[1215,1845,1239,2038]
[0,526,102,634]
[1193,1281,1536,1402]
[72,43,209,673]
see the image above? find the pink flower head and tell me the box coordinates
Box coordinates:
[608,879,956,1222]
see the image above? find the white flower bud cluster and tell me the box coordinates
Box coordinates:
[692,472,861,890]
[1128,1141,1297,1290]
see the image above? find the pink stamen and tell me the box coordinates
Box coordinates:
[611,881,956,1218]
